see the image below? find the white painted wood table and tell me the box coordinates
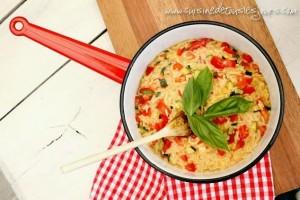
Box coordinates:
[0,0,299,199]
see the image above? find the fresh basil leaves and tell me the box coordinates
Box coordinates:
[182,67,251,150]
[204,96,252,119]
[188,115,229,150]
[196,67,213,106]
[183,78,202,116]
[182,68,213,116]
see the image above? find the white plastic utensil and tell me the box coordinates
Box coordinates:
[61,113,189,173]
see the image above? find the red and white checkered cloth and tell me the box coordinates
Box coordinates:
[90,121,275,200]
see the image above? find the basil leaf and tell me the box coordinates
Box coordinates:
[196,67,213,106]
[204,96,252,118]
[160,67,166,75]
[141,89,154,95]
[188,115,229,150]
[183,78,202,116]
[159,78,168,88]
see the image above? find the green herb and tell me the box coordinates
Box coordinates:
[203,96,252,119]
[188,115,229,150]
[141,126,149,132]
[196,67,213,106]
[206,54,212,58]
[182,68,252,150]
[161,67,166,75]
[234,54,240,59]
[155,92,161,97]
[182,78,202,116]
[141,89,154,95]
[190,146,197,151]
[186,65,192,71]
[182,67,212,116]
[159,78,168,88]
[245,71,252,76]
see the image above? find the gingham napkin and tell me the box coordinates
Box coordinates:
[90,121,275,200]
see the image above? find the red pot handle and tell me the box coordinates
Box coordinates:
[9,17,130,84]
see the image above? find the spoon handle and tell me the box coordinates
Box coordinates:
[61,128,170,173]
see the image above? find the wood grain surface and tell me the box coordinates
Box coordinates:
[97,0,300,195]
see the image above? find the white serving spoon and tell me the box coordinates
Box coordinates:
[61,113,190,173]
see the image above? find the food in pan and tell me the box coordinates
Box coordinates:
[135,38,271,172]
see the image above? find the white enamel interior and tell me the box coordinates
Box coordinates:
[122,23,282,180]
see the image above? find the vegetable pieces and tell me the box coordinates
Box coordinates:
[182,67,252,150]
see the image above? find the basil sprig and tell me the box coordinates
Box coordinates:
[183,68,212,115]
[188,115,229,150]
[182,67,252,150]
[183,78,202,116]
[204,96,252,119]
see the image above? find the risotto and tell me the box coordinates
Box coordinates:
[135,38,271,172]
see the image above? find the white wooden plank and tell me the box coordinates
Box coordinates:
[0,0,23,20]
[0,32,120,200]
[257,0,300,94]
[0,0,106,118]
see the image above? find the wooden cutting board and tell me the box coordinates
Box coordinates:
[97,0,300,195]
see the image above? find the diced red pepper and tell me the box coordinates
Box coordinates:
[146,66,154,75]
[211,56,236,69]
[154,114,169,131]
[187,38,212,51]
[156,99,171,115]
[243,62,259,72]
[229,114,238,122]
[242,53,253,63]
[135,95,151,105]
[221,42,235,54]
[235,139,245,150]
[249,63,259,71]
[136,114,141,123]
[190,134,197,139]
[180,154,188,162]
[173,62,183,70]
[177,48,185,56]
[242,85,255,94]
[213,116,228,125]
[222,59,236,68]
[162,138,172,152]
[235,125,249,150]
[217,149,226,156]
[241,61,250,68]
[238,125,249,140]
[221,42,230,48]
[228,133,236,144]
[185,163,197,172]
[211,56,224,69]
[259,125,267,136]
[141,107,151,116]
[174,136,184,145]
[237,75,253,90]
